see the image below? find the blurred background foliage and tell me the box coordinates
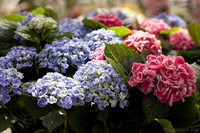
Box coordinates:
[0,0,198,24]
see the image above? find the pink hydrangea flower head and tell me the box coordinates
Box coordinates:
[124,30,162,55]
[129,54,196,106]
[93,46,106,61]
[140,18,171,38]
[93,13,123,27]
[169,28,197,50]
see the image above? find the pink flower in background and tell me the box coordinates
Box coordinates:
[169,28,196,50]
[124,30,162,55]
[129,54,196,106]
[144,0,170,17]
[140,18,171,38]
[93,13,123,27]
[93,46,106,61]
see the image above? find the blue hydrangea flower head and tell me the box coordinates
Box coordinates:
[113,10,127,20]
[0,68,23,107]
[59,18,92,39]
[36,37,93,73]
[84,28,122,51]
[153,13,187,27]
[73,60,129,110]
[14,13,57,40]
[0,46,37,70]
[27,72,85,109]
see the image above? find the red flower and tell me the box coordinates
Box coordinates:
[93,13,123,27]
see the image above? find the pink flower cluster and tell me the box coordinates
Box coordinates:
[169,28,196,50]
[93,46,106,61]
[93,13,123,27]
[124,30,162,55]
[140,18,171,38]
[129,54,196,106]
[143,0,170,17]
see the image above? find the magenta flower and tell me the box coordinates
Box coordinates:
[93,13,123,27]
[140,18,171,38]
[129,54,196,106]
[169,28,197,50]
[93,46,106,61]
[124,30,162,55]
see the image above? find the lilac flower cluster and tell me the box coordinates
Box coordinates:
[0,46,37,69]
[153,13,187,27]
[59,18,92,39]
[73,60,129,110]
[14,13,57,40]
[27,72,84,109]
[28,15,57,30]
[84,28,122,51]
[0,68,23,107]
[36,37,93,73]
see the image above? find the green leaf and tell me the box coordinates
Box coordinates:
[160,39,170,50]
[155,118,176,133]
[97,110,109,122]
[0,19,17,56]
[142,95,170,124]
[68,105,98,133]
[167,92,198,128]
[106,57,128,83]
[0,110,12,132]
[23,94,54,118]
[191,63,200,90]
[118,120,138,133]
[135,19,145,31]
[160,26,182,35]
[82,18,107,30]
[91,122,117,133]
[44,8,58,21]
[30,7,45,14]
[107,26,131,38]
[91,123,107,133]
[0,19,16,30]
[188,22,200,47]
[104,43,145,83]
[178,50,200,60]
[3,15,25,23]
[47,32,73,43]
[15,26,40,43]
[34,129,49,133]
[43,110,66,132]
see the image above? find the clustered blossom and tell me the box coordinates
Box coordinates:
[140,18,171,38]
[27,72,84,109]
[28,15,57,30]
[93,46,106,61]
[129,54,196,106]
[73,60,129,110]
[85,10,127,20]
[36,37,93,73]
[84,28,122,51]
[169,28,196,50]
[0,46,37,69]
[0,68,24,107]
[14,13,57,40]
[124,30,162,55]
[59,18,92,39]
[153,13,187,27]
[141,0,170,17]
[93,13,123,27]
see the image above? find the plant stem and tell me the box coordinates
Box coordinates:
[34,56,40,78]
